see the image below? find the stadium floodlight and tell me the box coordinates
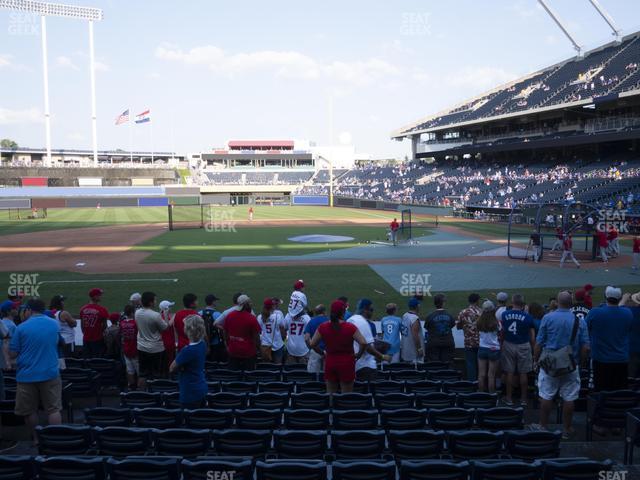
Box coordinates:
[317,155,334,207]
[0,0,103,166]
[587,0,621,41]
[537,0,582,56]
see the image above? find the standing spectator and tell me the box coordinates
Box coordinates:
[348,299,389,381]
[135,292,169,387]
[622,292,640,378]
[528,302,545,333]
[477,300,501,394]
[0,301,17,371]
[338,296,353,320]
[159,300,177,373]
[79,288,109,358]
[633,235,640,271]
[586,286,633,391]
[170,315,207,408]
[285,308,311,364]
[129,293,142,310]
[9,298,62,445]
[174,293,199,352]
[119,304,139,389]
[571,290,591,322]
[424,294,455,364]
[288,280,308,318]
[248,206,254,221]
[199,294,225,362]
[500,294,535,406]
[381,303,402,364]
[213,292,245,329]
[400,298,424,363]
[49,295,76,358]
[304,305,328,374]
[223,295,261,371]
[583,284,594,309]
[310,299,369,393]
[457,293,481,381]
[104,313,121,359]
[495,292,509,320]
[533,291,590,439]
[257,298,287,364]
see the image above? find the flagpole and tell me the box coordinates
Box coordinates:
[150,114,154,163]
[129,106,133,164]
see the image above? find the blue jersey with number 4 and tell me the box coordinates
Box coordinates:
[381,315,402,354]
[501,310,534,344]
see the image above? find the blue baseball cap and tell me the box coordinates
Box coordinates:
[357,298,373,311]
[408,298,421,308]
[0,300,17,313]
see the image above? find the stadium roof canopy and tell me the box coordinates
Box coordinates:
[392,30,640,139]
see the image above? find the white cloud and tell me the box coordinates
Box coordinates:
[94,61,110,72]
[155,43,400,85]
[447,66,518,91]
[0,54,12,68]
[0,107,43,125]
[56,55,79,70]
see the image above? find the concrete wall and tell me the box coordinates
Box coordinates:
[0,167,178,187]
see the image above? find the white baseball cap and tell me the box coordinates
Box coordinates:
[129,292,141,302]
[159,300,175,310]
[496,292,509,302]
[234,294,251,311]
[605,286,622,300]
[482,300,496,312]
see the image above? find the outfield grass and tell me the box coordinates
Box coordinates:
[134,225,433,263]
[0,205,404,236]
[4,266,635,318]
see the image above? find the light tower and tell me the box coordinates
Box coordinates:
[0,0,103,166]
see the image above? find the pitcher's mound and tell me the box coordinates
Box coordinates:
[288,234,354,243]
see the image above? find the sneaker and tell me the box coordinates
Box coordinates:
[528,423,547,432]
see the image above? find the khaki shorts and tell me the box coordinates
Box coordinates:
[286,354,308,365]
[15,376,62,416]
[501,341,533,374]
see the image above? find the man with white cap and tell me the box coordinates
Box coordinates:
[495,292,509,322]
[222,295,261,371]
[135,292,169,387]
[586,286,633,392]
[129,293,142,310]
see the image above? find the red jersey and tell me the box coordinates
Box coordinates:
[224,310,260,359]
[608,229,618,241]
[160,310,176,353]
[79,303,109,342]
[390,220,400,232]
[556,227,563,239]
[318,321,357,356]
[563,237,572,251]
[597,230,608,248]
[633,238,640,253]
[119,317,138,358]
[173,309,198,350]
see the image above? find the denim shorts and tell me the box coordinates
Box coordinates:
[478,347,501,361]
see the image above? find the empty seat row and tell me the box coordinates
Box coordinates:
[0,455,615,480]
[121,390,494,410]
[36,425,552,460]
[87,406,524,431]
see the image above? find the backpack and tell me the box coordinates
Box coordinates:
[539,317,579,377]
[202,308,223,345]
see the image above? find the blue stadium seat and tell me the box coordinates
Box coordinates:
[332,393,374,410]
[405,380,442,394]
[331,430,386,459]
[283,371,317,383]
[181,457,253,480]
[456,392,498,409]
[380,408,428,430]
[375,392,415,409]
[244,369,282,383]
[234,408,281,430]
[247,392,289,409]
[212,429,272,457]
[388,429,445,459]
[152,428,211,457]
[473,460,543,480]
[415,392,456,409]
[35,455,106,480]
[207,392,247,409]
[256,460,327,480]
[442,381,479,394]
[333,409,379,430]
[221,381,258,394]
[119,391,162,408]
[447,430,505,459]
[94,426,152,456]
[258,381,294,394]
[332,460,396,480]
[383,362,417,371]
[391,370,425,382]
[61,368,102,406]
[132,408,183,428]
[84,407,132,427]
[106,456,180,480]
[369,380,405,395]
[353,381,370,394]
[476,407,524,431]
[291,392,330,410]
[184,408,234,430]
[283,408,330,430]
[35,425,92,455]
[162,392,183,409]
[541,458,614,480]
[86,358,124,390]
[418,361,451,371]
[399,459,471,480]
[273,430,328,459]
[255,362,283,371]
[206,368,243,382]
[295,381,327,393]
[428,408,475,430]
[146,379,179,393]
[0,455,35,480]
[428,369,462,382]
[586,390,640,440]
[505,430,562,460]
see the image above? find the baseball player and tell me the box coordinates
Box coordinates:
[390,218,400,246]
[550,226,563,251]
[248,207,254,221]
[607,225,620,257]
[559,234,580,269]
[529,231,542,263]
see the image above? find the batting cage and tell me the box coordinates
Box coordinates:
[167,203,205,230]
[397,208,439,242]
[5,208,48,220]
[398,208,412,241]
[508,202,604,262]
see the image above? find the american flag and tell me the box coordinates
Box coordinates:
[114,109,129,125]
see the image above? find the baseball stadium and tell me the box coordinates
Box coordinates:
[1,1,640,479]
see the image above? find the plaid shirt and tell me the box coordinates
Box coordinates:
[456,304,481,349]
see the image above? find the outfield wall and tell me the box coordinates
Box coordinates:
[0,167,178,187]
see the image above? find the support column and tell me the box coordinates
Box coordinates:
[40,15,52,166]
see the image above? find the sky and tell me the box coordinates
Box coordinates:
[1,0,640,159]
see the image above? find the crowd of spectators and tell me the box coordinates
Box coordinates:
[2,280,640,447]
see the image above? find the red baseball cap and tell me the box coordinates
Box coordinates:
[584,284,594,292]
[575,290,586,301]
[89,288,104,298]
[294,280,304,290]
[109,312,120,323]
[330,299,347,316]
[263,298,275,308]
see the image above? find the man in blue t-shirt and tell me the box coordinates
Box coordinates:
[304,305,328,374]
[586,286,633,392]
[500,294,536,406]
[9,298,63,442]
[380,303,402,363]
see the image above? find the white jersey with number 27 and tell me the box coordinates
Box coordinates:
[288,291,307,317]
[284,313,310,356]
